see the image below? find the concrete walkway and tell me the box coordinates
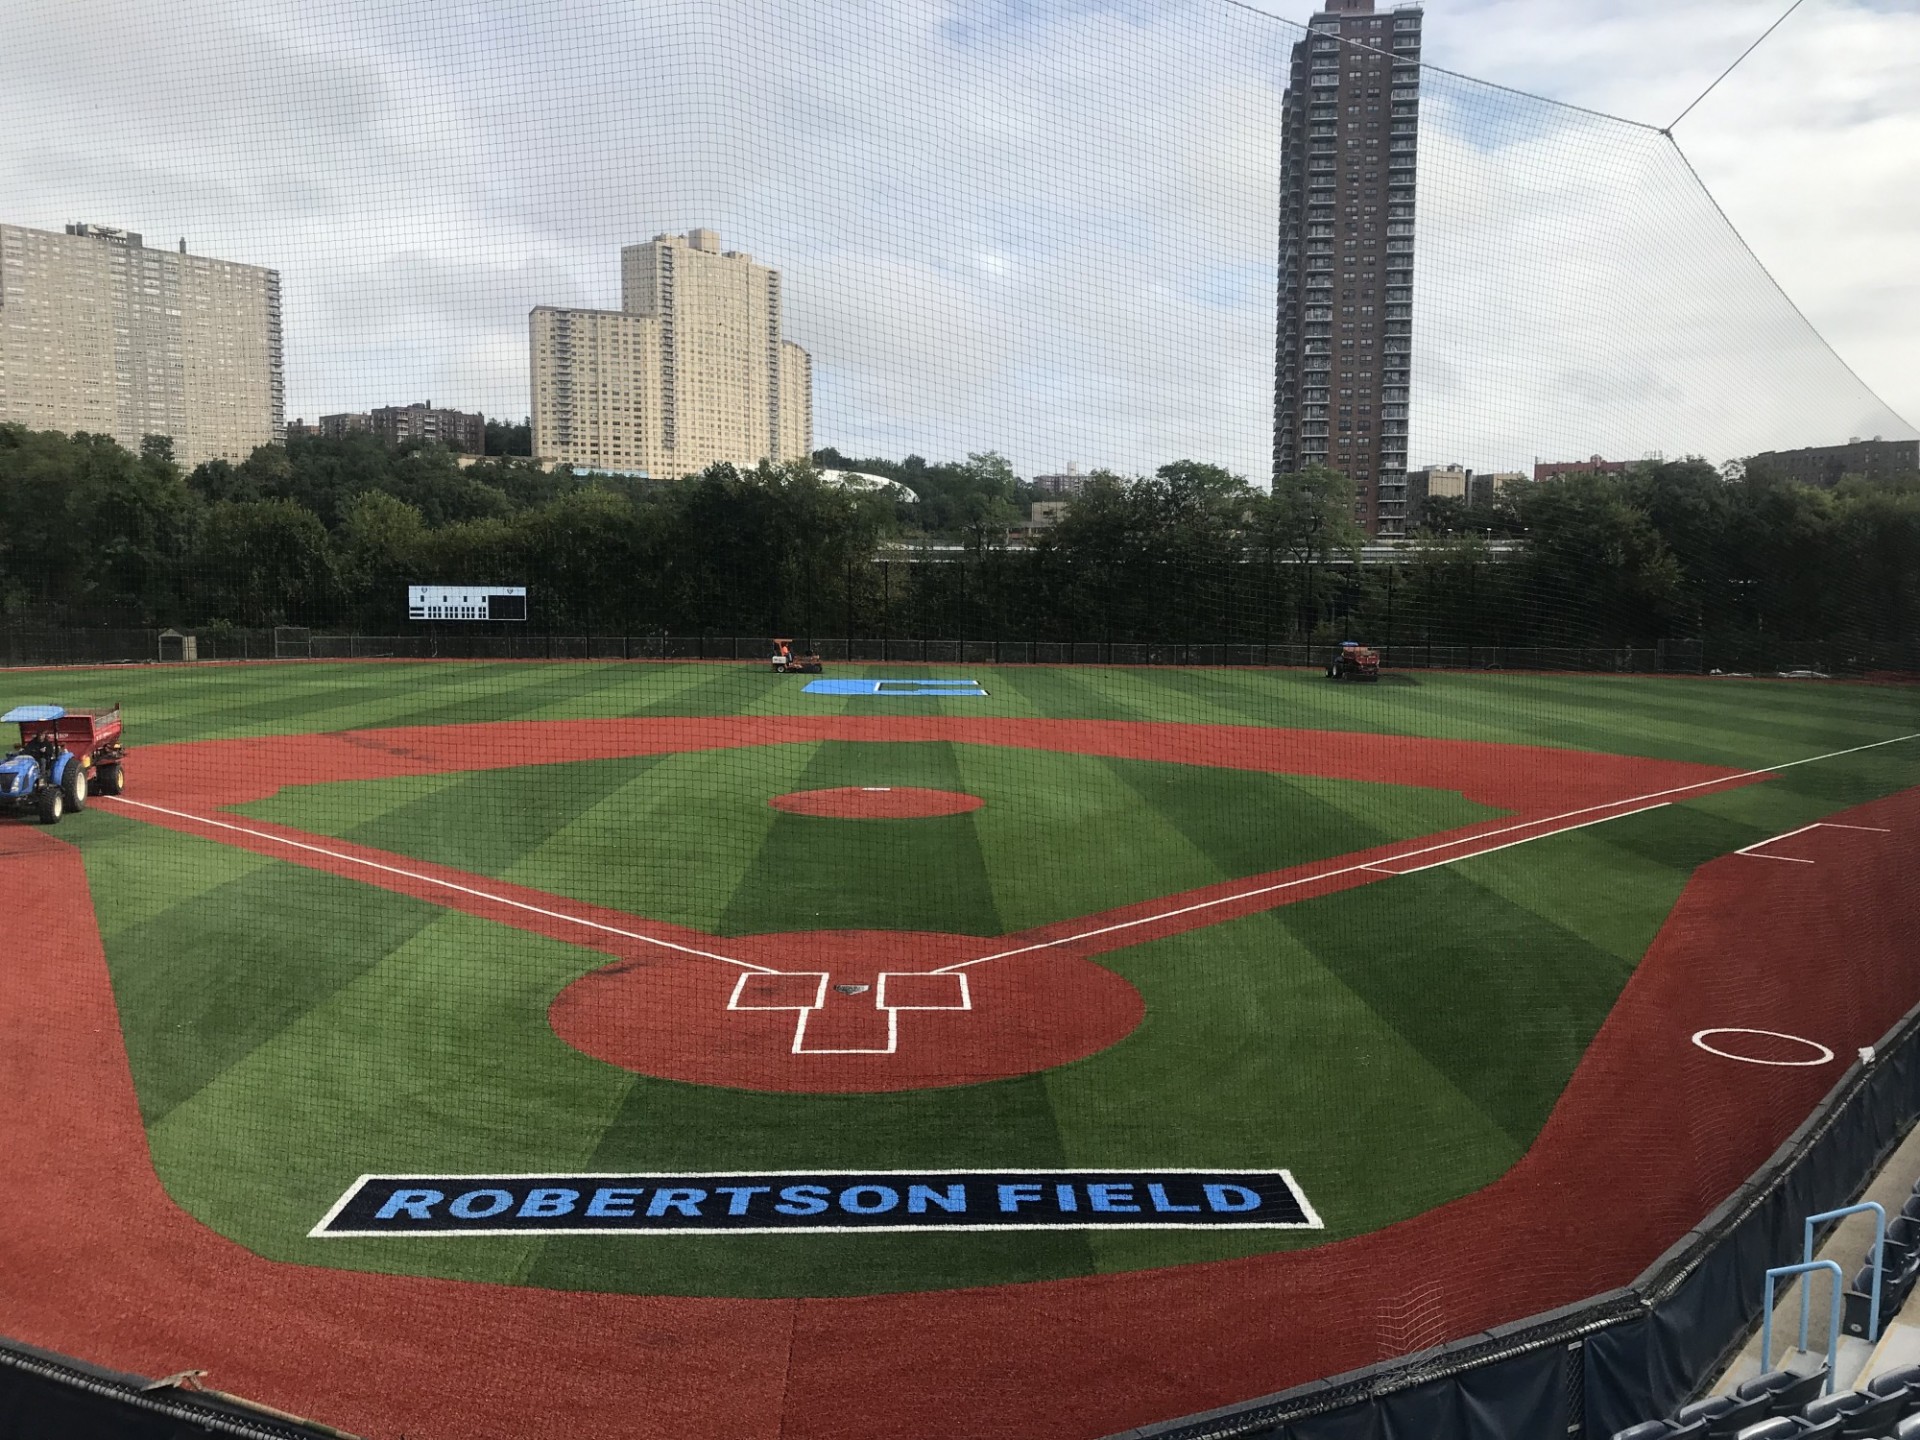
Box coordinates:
[1714,1121,1920,1397]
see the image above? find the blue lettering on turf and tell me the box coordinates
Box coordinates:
[647,1187,707,1218]
[1204,1184,1263,1213]
[839,1185,900,1215]
[908,1183,967,1214]
[1148,1183,1200,1213]
[1055,1183,1078,1212]
[586,1187,644,1218]
[998,1183,1043,1212]
[1087,1183,1140,1213]
[776,1184,830,1216]
[713,1186,770,1216]
[375,1188,442,1220]
[517,1188,579,1219]
[448,1188,514,1220]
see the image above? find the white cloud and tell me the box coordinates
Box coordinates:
[1,0,1910,477]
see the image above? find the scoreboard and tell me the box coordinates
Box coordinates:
[407,586,528,622]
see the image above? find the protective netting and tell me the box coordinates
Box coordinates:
[1,3,1919,1440]
[8,0,1909,480]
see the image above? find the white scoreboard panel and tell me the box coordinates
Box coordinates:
[407,585,528,621]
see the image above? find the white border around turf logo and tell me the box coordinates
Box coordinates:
[1690,1027,1835,1067]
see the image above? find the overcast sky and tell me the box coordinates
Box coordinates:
[2,0,1913,480]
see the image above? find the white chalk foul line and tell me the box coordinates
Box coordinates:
[1736,822,1822,863]
[938,729,1920,974]
[935,801,1669,973]
[109,798,775,974]
[1369,803,1672,876]
[1737,818,1896,864]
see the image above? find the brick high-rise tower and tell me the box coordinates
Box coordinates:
[1273,0,1421,536]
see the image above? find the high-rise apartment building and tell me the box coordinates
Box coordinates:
[1272,0,1420,537]
[0,222,283,466]
[531,230,812,476]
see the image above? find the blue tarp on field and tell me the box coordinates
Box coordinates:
[803,679,988,697]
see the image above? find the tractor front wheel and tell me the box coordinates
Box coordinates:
[62,760,88,812]
[96,763,125,796]
[35,784,63,825]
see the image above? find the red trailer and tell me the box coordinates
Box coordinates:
[0,704,127,823]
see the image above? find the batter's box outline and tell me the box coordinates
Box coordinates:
[1736,821,1891,865]
[726,971,977,1056]
[877,972,971,1011]
[729,971,829,1010]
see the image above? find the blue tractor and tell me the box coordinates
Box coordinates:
[0,704,126,825]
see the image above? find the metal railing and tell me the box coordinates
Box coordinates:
[1803,1202,1886,1345]
[1760,1261,1842,1388]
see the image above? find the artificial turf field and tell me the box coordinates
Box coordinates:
[5,659,1920,1438]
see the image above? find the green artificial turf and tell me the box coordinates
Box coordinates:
[231,742,1497,936]
[33,660,1920,1297]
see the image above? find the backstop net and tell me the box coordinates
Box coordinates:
[1,2,1917,1438]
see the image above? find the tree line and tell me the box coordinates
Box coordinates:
[1,422,1916,667]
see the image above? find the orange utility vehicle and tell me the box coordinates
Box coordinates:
[1325,642,1382,682]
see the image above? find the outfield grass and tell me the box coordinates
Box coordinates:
[232,743,1495,935]
[30,661,1920,1296]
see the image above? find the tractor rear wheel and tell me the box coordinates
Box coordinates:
[36,784,63,825]
[62,761,87,812]
[96,763,125,796]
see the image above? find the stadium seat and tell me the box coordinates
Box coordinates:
[1732,1420,1805,1440]
[1844,1267,1883,1340]
[1678,1392,1775,1438]
[1882,1254,1920,1315]
[1896,1413,1920,1438]
[1738,1367,1830,1417]
[1803,1387,1906,1438]
[1868,1364,1920,1403]
[1881,1218,1920,1267]
[1612,1423,1682,1440]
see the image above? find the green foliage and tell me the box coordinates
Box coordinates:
[484,416,532,456]
[2,426,1917,660]
[189,498,336,626]
[812,447,1019,543]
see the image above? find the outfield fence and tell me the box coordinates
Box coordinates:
[4,627,1904,677]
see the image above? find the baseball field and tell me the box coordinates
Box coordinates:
[3,658,1917,1438]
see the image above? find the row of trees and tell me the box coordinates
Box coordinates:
[1,423,1916,664]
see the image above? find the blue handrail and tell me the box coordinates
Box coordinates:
[1803,1202,1886,1345]
[1762,1261,1843,1391]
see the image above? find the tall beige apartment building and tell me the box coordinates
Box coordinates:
[531,229,812,476]
[0,223,284,466]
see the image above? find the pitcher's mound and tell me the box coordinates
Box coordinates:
[770,787,984,818]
